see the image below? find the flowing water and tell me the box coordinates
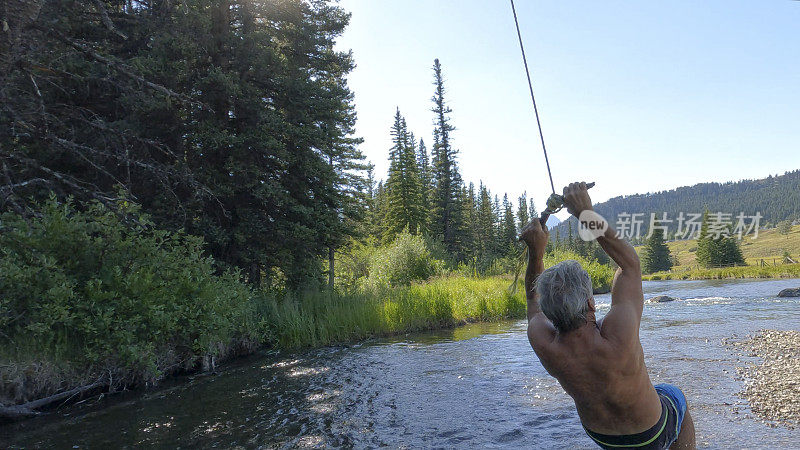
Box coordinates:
[3,278,800,449]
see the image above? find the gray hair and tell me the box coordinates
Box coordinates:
[535,260,592,332]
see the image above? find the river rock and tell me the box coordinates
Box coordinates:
[777,288,800,298]
[648,295,676,303]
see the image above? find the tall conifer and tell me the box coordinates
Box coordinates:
[428,59,465,259]
[642,224,673,273]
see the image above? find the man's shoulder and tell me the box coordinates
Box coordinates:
[598,304,643,345]
[526,313,556,348]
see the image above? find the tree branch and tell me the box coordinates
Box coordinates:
[91,0,128,40]
[36,25,203,109]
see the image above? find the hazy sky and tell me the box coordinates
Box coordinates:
[335,0,800,219]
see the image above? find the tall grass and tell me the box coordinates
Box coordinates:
[642,263,800,281]
[267,277,526,348]
[267,251,615,349]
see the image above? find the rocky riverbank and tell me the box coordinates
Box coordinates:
[727,330,799,429]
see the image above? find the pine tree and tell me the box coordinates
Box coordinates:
[517,193,530,231]
[457,185,476,261]
[567,221,575,250]
[493,194,503,253]
[451,171,471,261]
[721,236,745,266]
[404,129,426,235]
[696,211,745,267]
[642,225,673,274]
[373,181,390,242]
[719,233,746,267]
[696,211,716,268]
[476,182,497,269]
[417,138,431,219]
[501,194,517,255]
[462,182,479,261]
[362,165,380,238]
[385,109,425,238]
[529,199,539,224]
[428,58,465,259]
[777,220,792,235]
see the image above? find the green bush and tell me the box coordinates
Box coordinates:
[483,255,522,277]
[335,239,377,291]
[366,231,444,287]
[0,198,262,402]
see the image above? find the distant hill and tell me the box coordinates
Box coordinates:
[545,215,561,229]
[553,169,800,238]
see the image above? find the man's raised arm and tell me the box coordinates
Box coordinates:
[562,182,644,336]
[519,218,549,322]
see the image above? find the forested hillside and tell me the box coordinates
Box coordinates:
[553,170,800,240]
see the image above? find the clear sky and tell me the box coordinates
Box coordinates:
[335,0,800,219]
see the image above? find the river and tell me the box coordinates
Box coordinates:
[2,278,800,448]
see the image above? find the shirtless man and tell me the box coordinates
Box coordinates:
[520,182,695,449]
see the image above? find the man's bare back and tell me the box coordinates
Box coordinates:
[529,311,662,434]
[520,182,695,449]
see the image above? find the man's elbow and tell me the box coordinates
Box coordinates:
[620,251,641,272]
[526,317,543,348]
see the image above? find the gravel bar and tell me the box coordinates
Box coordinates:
[728,329,800,429]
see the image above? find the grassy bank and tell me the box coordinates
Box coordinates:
[2,275,530,413]
[267,249,614,349]
[3,272,604,413]
[642,263,800,281]
[268,277,526,349]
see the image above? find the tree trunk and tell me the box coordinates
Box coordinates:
[0,381,103,420]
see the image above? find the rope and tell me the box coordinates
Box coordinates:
[509,0,556,195]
